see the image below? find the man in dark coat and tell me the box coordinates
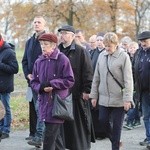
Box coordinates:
[0,34,18,139]
[90,35,105,71]
[133,31,150,149]
[58,25,95,150]
[22,16,46,147]
[90,35,106,140]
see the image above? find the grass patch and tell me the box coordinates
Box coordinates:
[11,49,29,130]
[11,94,29,130]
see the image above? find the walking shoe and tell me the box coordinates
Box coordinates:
[27,137,42,148]
[25,135,34,140]
[133,121,142,128]
[147,146,150,150]
[1,133,9,139]
[96,137,106,140]
[123,123,134,130]
[147,143,150,150]
[139,138,149,146]
[147,142,150,149]
[0,131,2,142]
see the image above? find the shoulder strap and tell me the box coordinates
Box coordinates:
[106,55,124,89]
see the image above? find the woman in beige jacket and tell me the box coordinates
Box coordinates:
[90,32,134,150]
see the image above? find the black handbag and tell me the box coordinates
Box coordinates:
[52,93,74,121]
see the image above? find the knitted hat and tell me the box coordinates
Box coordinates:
[138,31,150,40]
[38,33,58,43]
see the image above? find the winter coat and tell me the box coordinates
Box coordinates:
[22,33,43,85]
[58,41,95,150]
[90,47,134,107]
[133,47,150,100]
[0,42,19,93]
[30,48,74,123]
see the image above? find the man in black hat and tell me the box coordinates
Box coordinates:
[133,31,150,149]
[58,25,95,150]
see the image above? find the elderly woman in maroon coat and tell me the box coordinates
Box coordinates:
[30,33,74,150]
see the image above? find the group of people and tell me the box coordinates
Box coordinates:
[0,15,150,150]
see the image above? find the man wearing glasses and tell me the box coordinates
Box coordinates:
[58,25,95,150]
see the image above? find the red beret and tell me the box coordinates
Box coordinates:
[38,33,58,43]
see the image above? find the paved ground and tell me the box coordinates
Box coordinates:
[0,124,148,150]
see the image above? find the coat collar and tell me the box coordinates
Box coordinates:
[104,47,125,58]
[39,48,60,60]
[70,40,76,50]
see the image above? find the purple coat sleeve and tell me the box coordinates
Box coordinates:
[50,54,75,90]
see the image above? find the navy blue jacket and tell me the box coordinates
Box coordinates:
[90,48,104,71]
[133,47,150,100]
[22,33,42,85]
[0,42,19,93]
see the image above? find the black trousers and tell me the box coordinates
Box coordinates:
[29,99,37,137]
[43,122,65,150]
[99,105,125,150]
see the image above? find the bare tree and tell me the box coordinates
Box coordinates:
[108,0,118,33]
[131,0,150,37]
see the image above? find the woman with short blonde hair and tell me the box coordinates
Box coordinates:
[103,32,119,45]
[90,32,134,150]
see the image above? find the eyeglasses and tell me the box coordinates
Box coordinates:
[59,31,73,35]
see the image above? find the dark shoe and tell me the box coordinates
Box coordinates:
[147,145,150,149]
[25,136,34,140]
[96,137,106,140]
[133,121,142,128]
[147,143,150,149]
[123,123,134,130]
[1,133,9,139]
[0,131,2,137]
[139,138,149,146]
[0,131,2,142]
[27,137,42,147]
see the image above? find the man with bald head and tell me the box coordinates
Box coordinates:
[22,16,46,148]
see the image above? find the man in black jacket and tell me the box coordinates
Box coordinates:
[0,34,19,139]
[133,31,150,149]
[58,25,95,150]
[22,16,46,147]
